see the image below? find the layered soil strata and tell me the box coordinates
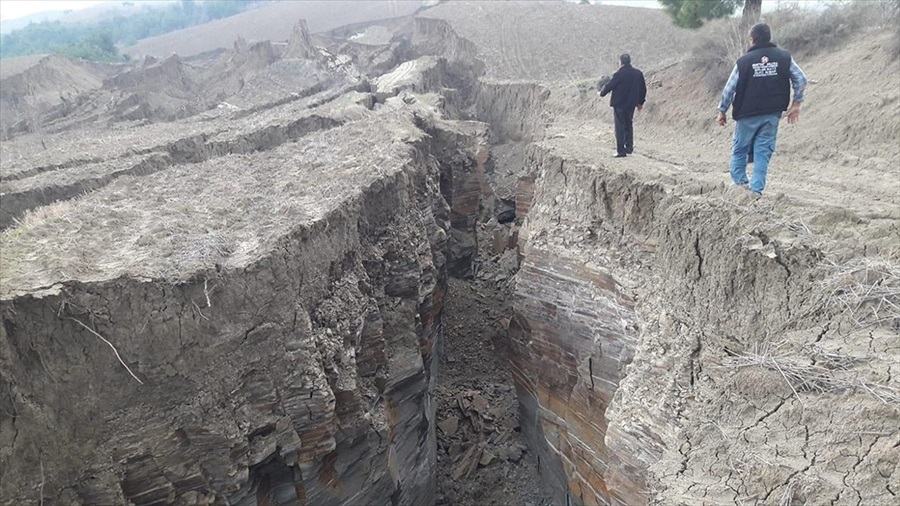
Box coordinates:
[0,101,488,504]
[506,138,898,506]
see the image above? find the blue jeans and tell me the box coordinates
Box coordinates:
[730,113,780,193]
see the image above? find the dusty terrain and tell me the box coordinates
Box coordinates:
[421,0,694,80]
[124,1,422,59]
[1,1,898,505]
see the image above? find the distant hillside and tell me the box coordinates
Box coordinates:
[421,0,694,80]
[1,11,68,35]
[0,1,268,61]
[124,0,422,58]
[0,1,173,35]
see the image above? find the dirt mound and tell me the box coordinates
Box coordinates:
[5,25,361,135]
[0,55,49,80]
[104,54,195,93]
[285,20,316,59]
[3,4,423,137]
[0,54,119,137]
[420,1,694,80]
[0,55,117,93]
[200,38,281,101]
[213,27,347,109]
[98,54,202,122]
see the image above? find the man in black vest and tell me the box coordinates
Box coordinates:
[717,23,807,195]
[599,54,647,158]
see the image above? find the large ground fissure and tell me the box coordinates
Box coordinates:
[2,6,898,504]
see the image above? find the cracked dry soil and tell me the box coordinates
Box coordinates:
[435,278,553,506]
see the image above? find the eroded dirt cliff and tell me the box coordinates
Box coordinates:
[1,3,898,505]
[509,142,898,505]
[0,44,493,502]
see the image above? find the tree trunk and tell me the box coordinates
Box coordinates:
[742,0,762,27]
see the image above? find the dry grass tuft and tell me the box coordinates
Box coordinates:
[768,1,900,59]
[821,257,900,329]
[690,19,746,93]
[722,339,899,405]
[778,474,818,506]
[692,2,900,93]
[773,216,825,250]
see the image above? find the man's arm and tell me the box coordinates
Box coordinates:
[599,71,620,97]
[716,64,739,126]
[717,64,739,113]
[786,60,807,124]
[639,71,647,105]
[636,71,647,111]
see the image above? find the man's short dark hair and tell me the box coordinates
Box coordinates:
[750,23,772,44]
[620,53,631,66]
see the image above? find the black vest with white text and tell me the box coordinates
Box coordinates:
[732,42,793,120]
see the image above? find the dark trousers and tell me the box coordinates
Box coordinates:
[613,106,635,155]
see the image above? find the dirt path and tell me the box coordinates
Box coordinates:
[539,110,899,260]
[435,277,554,506]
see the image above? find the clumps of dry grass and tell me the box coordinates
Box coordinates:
[778,474,819,506]
[772,216,825,250]
[821,257,900,329]
[768,1,900,59]
[692,2,900,93]
[1,106,419,295]
[690,19,746,93]
[155,232,236,281]
[721,339,899,405]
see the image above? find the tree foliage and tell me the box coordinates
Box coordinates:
[659,0,743,29]
[0,1,267,61]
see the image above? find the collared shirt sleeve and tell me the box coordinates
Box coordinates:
[717,64,739,113]
[599,71,620,97]
[790,60,808,103]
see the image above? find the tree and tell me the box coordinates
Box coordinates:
[742,0,762,26]
[659,0,743,28]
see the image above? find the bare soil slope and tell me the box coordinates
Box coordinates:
[0,55,120,136]
[420,1,694,80]
[0,22,361,140]
[124,0,422,59]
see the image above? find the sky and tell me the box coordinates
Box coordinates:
[0,0,107,21]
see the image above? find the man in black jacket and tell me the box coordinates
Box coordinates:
[599,54,647,157]
[717,23,807,195]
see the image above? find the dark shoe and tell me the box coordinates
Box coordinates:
[614,153,627,158]
[626,148,633,154]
